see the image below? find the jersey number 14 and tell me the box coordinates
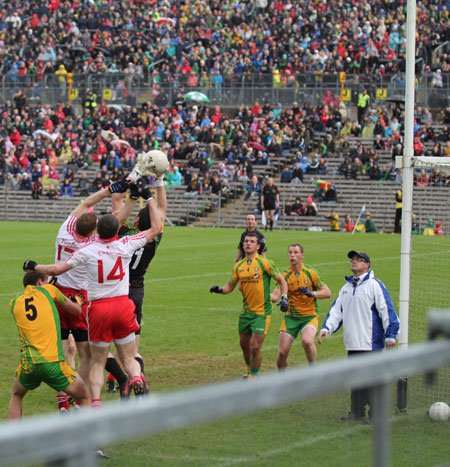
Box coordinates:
[97,257,125,283]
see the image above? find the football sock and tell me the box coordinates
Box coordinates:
[107,373,116,383]
[245,359,251,376]
[130,375,143,387]
[249,367,260,376]
[135,356,144,374]
[56,394,69,411]
[105,357,127,385]
[91,399,102,410]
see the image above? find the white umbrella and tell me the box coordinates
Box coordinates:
[32,129,60,142]
[184,91,210,103]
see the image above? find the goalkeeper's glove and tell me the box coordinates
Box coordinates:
[277,294,289,312]
[108,179,130,194]
[128,153,147,182]
[210,286,223,294]
[129,184,153,201]
[140,187,153,201]
[129,183,140,200]
[23,260,37,271]
[299,287,314,297]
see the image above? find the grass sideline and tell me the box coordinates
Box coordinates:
[0,222,449,466]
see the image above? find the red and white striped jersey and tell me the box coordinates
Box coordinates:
[66,233,147,300]
[55,216,97,290]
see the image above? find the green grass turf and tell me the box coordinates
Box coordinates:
[1,222,449,466]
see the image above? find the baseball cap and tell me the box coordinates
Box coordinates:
[348,251,370,263]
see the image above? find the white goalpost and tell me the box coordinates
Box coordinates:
[396,0,450,411]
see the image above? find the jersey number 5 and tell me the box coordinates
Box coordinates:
[97,257,125,284]
[25,298,37,321]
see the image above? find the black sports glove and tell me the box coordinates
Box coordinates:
[299,287,314,297]
[109,179,130,194]
[277,295,289,312]
[210,285,223,294]
[23,260,37,271]
[129,183,140,200]
[140,187,153,201]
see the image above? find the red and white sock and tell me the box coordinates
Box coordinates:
[91,399,102,410]
[130,375,143,388]
[56,394,69,412]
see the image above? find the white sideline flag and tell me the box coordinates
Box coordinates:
[352,204,366,235]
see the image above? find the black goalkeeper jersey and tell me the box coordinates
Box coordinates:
[119,223,162,288]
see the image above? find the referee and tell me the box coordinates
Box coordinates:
[235,213,266,263]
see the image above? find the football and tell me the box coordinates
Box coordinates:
[428,402,450,421]
[145,150,169,178]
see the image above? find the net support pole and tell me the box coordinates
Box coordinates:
[395,0,417,411]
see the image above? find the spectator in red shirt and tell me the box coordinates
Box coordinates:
[10,128,21,146]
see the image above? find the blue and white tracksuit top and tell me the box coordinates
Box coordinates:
[321,270,400,351]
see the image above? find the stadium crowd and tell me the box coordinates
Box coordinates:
[1,89,450,202]
[0,0,449,88]
[0,0,449,205]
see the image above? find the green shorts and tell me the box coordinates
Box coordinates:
[239,313,272,335]
[16,361,77,392]
[279,314,319,339]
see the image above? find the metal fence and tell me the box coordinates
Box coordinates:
[1,71,449,110]
[0,310,449,467]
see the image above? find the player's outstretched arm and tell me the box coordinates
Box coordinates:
[24,260,72,277]
[142,197,162,243]
[155,177,167,218]
[115,193,137,225]
[71,180,129,218]
[210,281,235,295]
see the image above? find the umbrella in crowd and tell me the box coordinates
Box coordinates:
[184,91,209,103]
[248,141,266,152]
[32,129,59,142]
[156,17,176,26]
[111,139,131,149]
[70,46,88,54]
[313,179,335,191]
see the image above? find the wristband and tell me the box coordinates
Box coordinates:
[155,178,165,187]
[312,291,316,298]
[281,294,287,300]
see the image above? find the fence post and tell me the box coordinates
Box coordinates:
[371,382,391,467]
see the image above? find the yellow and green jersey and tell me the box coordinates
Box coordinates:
[328,214,340,231]
[284,265,325,317]
[10,284,68,370]
[232,255,280,316]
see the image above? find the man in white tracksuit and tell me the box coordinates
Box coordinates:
[318,250,400,423]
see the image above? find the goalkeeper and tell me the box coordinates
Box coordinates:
[106,173,167,395]
[271,243,331,369]
[210,233,287,380]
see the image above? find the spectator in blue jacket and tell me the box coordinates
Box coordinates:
[60,178,74,197]
[318,251,399,424]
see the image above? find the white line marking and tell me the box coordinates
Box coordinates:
[144,408,429,465]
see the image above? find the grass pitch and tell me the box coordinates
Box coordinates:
[0,222,449,466]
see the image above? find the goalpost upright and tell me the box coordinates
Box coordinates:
[395,0,416,411]
[396,0,450,411]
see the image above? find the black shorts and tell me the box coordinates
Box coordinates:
[61,328,89,342]
[129,286,144,335]
[264,199,276,210]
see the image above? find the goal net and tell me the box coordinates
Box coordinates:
[406,156,450,410]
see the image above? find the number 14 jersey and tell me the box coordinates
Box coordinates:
[66,233,147,300]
